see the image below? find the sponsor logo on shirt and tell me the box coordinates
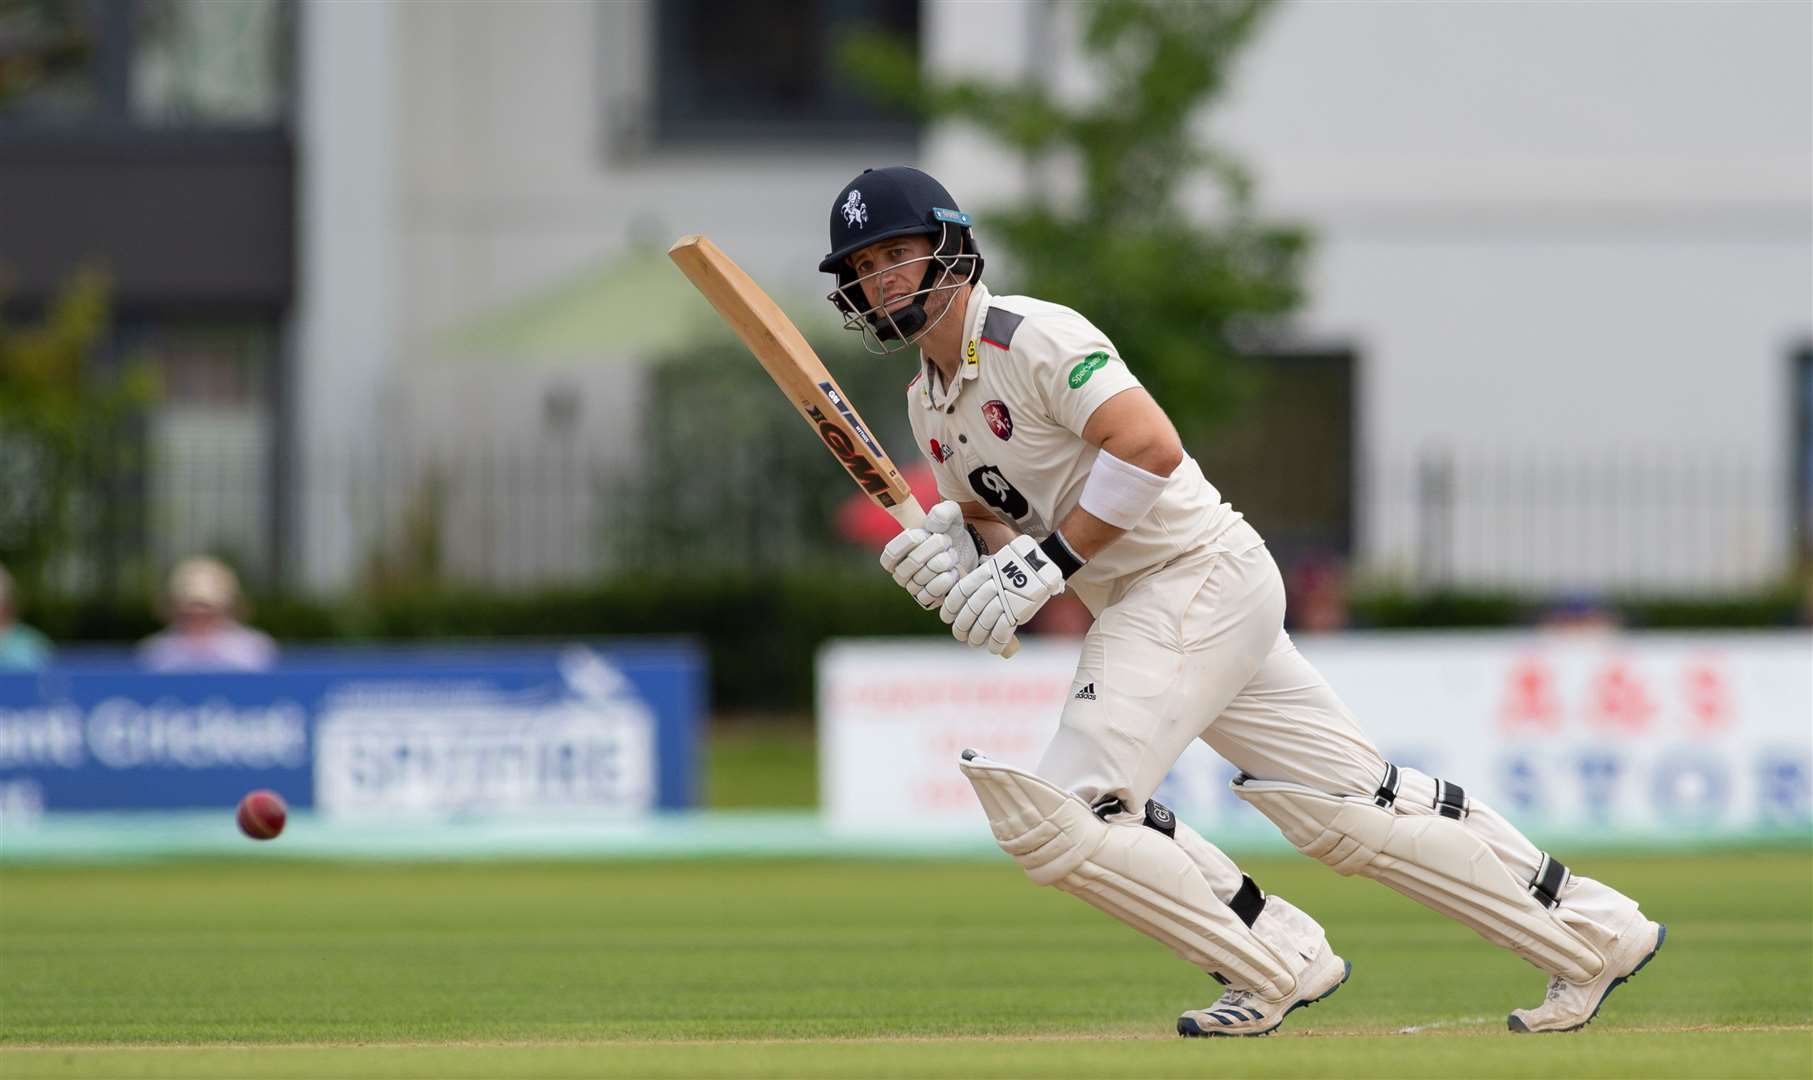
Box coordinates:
[967,465,1031,521]
[928,438,953,463]
[982,400,1013,441]
[1068,351,1111,389]
[965,339,978,367]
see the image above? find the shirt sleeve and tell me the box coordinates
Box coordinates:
[1018,311,1143,438]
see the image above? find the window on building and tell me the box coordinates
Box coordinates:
[121,319,281,586]
[1193,349,1357,632]
[0,0,289,128]
[0,0,104,121]
[1195,350,1357,560]
[653,0,919,145]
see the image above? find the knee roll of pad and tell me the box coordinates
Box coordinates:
[1089,794,1178,840]
[1232,770,1604,981]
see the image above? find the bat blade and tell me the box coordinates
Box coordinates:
[669,233,1018,656]
[668,233,922,529]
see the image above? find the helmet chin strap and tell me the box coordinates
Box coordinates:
[867,258,943,343]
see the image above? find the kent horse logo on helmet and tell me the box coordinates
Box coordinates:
[842,190,868,229]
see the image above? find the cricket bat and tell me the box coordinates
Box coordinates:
[668,234,1018,656]
[667,234,924,531]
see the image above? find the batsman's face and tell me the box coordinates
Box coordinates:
[850,235,934,314]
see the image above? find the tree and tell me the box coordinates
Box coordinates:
[843,0,1308,441]
[0,271,158,592]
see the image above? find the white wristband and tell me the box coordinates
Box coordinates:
[1078,448,1169,529]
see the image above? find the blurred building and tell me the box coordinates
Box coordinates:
[0,0,291,586]
[3,0,1807,596]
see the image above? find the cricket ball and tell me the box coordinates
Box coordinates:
[236,789,287,840]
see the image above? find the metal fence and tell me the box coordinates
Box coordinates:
[1366,450,1794,594]
[4,438,1798,600]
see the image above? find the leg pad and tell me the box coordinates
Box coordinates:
[962,750,1300,1000]
[1234,773,1604,981]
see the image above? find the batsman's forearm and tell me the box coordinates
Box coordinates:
[961,511,1018,557]
[1052,504,1127,562]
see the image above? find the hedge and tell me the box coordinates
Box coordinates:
[20,576,1805,712]
[21,573,947,712]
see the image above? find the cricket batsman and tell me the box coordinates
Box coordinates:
[820,166,1665,1037]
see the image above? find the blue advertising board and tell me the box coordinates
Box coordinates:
[0,644,704,820]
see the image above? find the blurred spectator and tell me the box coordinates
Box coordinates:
[138,557,278,671]
[1538,593,1622,633]
[1026,593,1093,636]
[0,564,54,671]
[1286,555,1349,633]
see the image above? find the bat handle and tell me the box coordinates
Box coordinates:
[884,500,926,531]
[885,498,1020,658]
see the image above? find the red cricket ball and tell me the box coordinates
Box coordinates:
[236,789,287,840]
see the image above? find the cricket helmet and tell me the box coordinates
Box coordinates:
[820,166,983,353]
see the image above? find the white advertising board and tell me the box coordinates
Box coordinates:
[818,632,1812,845]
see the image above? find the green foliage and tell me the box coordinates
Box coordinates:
[842,0,1308,440]
[0,271,158,591]
[27,576,1801,712]
[1346,584,1805,631]
[0,0,94,110]
[626,333,923,573]
[25,570,946,711]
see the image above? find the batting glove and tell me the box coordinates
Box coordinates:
[879,501,977,610]
[940,535,1065,655]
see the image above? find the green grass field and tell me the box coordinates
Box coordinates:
[1,851,1808,1078]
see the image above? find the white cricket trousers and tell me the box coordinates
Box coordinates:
[1037,519,1640,959]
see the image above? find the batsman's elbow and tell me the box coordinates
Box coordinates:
[1141,442,1185,478]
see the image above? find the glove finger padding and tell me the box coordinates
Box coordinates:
[913,573,959,609]
[923,500,965,534]
[911,548,955,586]
[891,533,952,589]
[986,614,1017,655]
[940,563,990,626]
[880,528,928,574]
[962,593,1007,647]
[949,570,994,638]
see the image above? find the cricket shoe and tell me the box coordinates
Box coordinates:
[1507,920,1666,1034]
[1177,948,1351,1038]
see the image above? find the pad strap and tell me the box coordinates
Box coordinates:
[1530,853,1569,909]
[1229,875,1267,929]
[1373,763,1401,807]
[1433,778,1468,820]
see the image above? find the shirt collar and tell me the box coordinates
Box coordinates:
[918,282,991,411]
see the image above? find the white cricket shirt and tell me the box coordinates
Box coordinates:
[904,282,1247,614]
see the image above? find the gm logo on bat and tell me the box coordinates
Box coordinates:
[818,382,887,460]
[804,404,894,506]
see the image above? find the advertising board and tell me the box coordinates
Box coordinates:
[819,633,1812,844]
[0,644,703,822]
